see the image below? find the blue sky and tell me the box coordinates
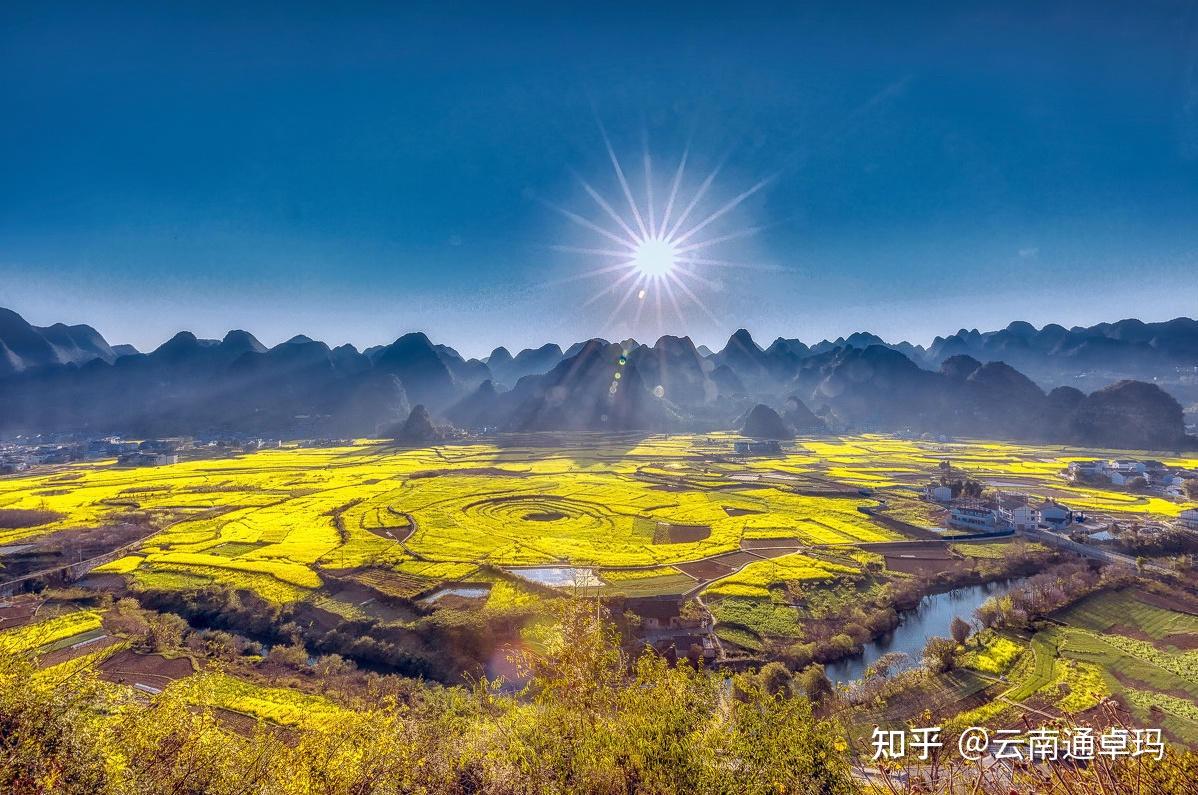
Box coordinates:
[2,1,1197,357]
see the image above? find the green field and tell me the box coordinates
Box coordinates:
[946,590,1198,744]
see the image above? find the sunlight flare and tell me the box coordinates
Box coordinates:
[547,132,768,331]
[631,237,678,277]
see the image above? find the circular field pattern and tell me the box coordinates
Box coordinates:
[460,494,616,536]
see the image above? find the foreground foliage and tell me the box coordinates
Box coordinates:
[4,599,1198,793]
[2,602,856,795]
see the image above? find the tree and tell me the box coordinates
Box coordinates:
[267,641,309,669]
[974,598,1001,630]
[950,616,971,646]
[923,636,958,674]
[842,622,868,644]
[864,652,909,681]
[796,664,834,703]
[757,662,792,697]
[201,630,240,661]
[314,653,355,679]
[108,598,150,640]
[1185,479,1198,500]
[144,613,187,652]
[783,641,815,671]
[864,607,899,635]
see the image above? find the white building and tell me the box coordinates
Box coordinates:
[1109,471,1132,486]
[949,505,1001,532]
[927,485,954,502]
[997,498,1040,531]
[1179,508,1198,532]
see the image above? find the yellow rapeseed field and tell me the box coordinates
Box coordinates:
[2,434,1193,606]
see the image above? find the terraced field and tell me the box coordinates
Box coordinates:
[0,435,902,605]
[2,434,1194,617]
[0,608,103,655]
[949,590,1198,744]
[4,434,1198,761]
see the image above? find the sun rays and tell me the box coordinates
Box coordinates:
[544,129,773,333]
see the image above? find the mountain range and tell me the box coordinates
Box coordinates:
[1,306,1195,450]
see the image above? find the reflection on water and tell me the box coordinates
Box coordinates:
[509,566,602,588]
[421,585,491,604]
[824,579,1022,685]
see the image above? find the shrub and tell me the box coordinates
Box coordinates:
[783,641,816,670]
[145,613,188,652]
[267,642,310,669]
[923,636,958,674]
[950,616,971,645]
[796,664,834,702]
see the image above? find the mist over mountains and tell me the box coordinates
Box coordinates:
[1,306,1195,450]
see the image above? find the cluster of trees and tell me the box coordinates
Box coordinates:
[1106,525,1198,557]
[782,605,900,670]
[936,477,985,500]
[134,584,529,682]
[973,562,1120,631]
[2,601,858,795]
[5,596,1198,793]
[782,543,1060,672]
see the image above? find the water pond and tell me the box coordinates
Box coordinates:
[421,585,492,604]
[508,566,602,588]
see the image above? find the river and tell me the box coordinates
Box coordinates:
[823,578,1022,685]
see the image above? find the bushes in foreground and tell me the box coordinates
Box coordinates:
[1,602,855,795]
[3,599,1197,794]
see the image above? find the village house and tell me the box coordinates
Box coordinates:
[637,600,683,631]
[117,451,179,467]
[948,504,1001,532]
[84,438,141,460]
[926,484,954,502]
[0,458,30,474]
[1147,470,1184,488]
[1039,500,1074,529]
[733,440,782,456]
[1179,508,1198,532]
[1067,458,1189,495]
[1067,460,1108,481]
[1108,471,1136,486]
[996,493,1040,530]
[649,634,717,662]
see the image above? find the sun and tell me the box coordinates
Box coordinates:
[631,237,677,277]
[543,125,774,330]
